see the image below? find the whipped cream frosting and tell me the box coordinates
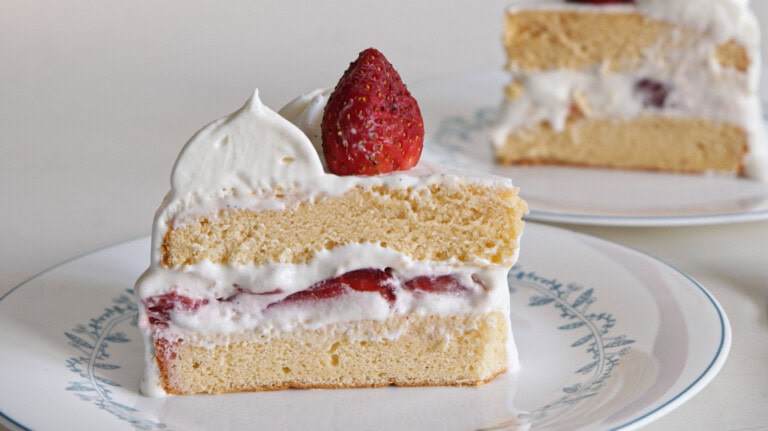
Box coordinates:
[497,0,768,180]
[136,90,521,396]
[278,88,331,169]
[638,0,759,51]
[171,89,325,199]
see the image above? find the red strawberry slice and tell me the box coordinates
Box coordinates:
[274,279,345,303]
[143,291,208,327]
[403,275,468,294]
[275,268,396,305]
[339,268,397,302]
[634,78,669,109]
[321,48,424,176]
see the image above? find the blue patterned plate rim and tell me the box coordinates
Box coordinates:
[0,224,730,431]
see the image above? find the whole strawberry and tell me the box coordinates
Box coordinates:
[321,48,424,176]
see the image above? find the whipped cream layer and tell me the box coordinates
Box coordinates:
[496,0,768,180]
[136,89,522,395]
[138,244,512,337]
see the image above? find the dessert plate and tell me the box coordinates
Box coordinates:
[415,70,768,226]
[0,223,729,431]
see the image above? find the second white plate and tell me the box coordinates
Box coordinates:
[414,70,768,226]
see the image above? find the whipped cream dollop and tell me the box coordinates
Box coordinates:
[171,89,325,201]
[278,88,331,169]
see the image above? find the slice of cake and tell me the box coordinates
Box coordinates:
[491,0,768,179]
[135,48,528,396]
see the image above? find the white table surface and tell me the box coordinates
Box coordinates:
[2,1,767,430]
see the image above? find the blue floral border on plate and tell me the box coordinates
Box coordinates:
[63,274,634,430]
[508,267,635,426]
[64,290,165,431]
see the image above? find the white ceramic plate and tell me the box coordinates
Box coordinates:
[414,71,768,226]
[0,224,729,431]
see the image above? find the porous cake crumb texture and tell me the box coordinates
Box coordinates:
[155,312,510,395]
[504,11,748,72]
[162,184,527,267]
[497,115,747,174]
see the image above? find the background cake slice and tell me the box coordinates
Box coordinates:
[491,0,768,180]
[136,49,527,396]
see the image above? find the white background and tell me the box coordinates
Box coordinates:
[1,1,767,430]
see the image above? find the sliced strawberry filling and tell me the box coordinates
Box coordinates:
[275,268,397,305]
[143,290,209,327]
[403,274,467,294]
[274,269,472,307]
[634,78,670,109]
[143,269,473,329]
